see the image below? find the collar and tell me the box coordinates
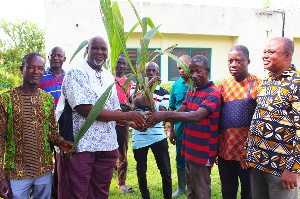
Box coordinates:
[193,81,214,91]
[268,64,296,79]
[46,67,66,75]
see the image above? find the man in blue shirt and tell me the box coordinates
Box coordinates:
[169,55,191,198]
[132,62,172,199]
[39,46,66,109]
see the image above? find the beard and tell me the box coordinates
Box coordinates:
[93,58,105,67]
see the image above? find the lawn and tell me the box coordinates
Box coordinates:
[108,131,224,199]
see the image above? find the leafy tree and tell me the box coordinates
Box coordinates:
[0,20,45,90]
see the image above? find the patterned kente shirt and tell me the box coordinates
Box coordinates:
[218,74,261,161]
[0,88,63,180]
[245,65,300,176]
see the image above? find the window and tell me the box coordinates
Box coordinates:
[168,48,212,81]
[125,48,161,76]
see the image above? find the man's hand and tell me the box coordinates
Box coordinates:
[129,121,148,132]
[125,111,146,129]
[0,180,8,199]
[169,128,176,145]
[148,76,161,88]
[281,169,299,190]
[60,141,74,155]
[239,150,249,169]
[146,112,164,128]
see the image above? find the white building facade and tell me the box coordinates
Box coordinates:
[44,0,300,82]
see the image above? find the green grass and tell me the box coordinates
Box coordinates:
[108,131,223,199]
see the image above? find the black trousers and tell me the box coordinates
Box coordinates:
[218,156,252,199]
[133,138,172,199]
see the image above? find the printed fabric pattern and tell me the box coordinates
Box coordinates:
[246,65,300,176]
[62,61,120,152]
[218,74,261,160]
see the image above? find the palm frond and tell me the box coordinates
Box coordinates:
[69,40,88,64]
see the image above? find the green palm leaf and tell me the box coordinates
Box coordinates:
[69,40,88,64]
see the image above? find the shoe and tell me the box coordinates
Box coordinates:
[118,185,134,193]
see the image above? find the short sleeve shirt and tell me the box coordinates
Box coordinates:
[62,61,120,152]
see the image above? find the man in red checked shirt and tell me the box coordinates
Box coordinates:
[114,54,135,193]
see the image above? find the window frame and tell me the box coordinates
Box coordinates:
[167,47,212,81]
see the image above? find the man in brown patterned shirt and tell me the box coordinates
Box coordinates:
[0,52,73,199]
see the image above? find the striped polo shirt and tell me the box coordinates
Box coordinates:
[39,67,65,108]
[181,81,221,167]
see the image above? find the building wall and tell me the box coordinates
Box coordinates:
[44,0,300,82]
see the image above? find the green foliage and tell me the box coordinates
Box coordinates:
[161,82,174,93]
[263,0,270,9]
[213,79,225,87]
[0,20,45,89]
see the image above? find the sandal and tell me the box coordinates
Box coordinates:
[118,185,134,193]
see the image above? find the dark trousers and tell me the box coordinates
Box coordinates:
[116,125,129,186]
[218,156,252,199]
[133,138,172,199]
[63,150,118,199]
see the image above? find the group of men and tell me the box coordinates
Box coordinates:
[0,35,298,199]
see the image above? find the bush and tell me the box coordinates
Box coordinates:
[0,69,21,91]
[161,82,174,93]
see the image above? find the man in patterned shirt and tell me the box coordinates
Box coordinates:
[0,52,72,199]
[218,45,261,199]
[146,55,221,199]
[60,36,145,198]
[241,37,300,199]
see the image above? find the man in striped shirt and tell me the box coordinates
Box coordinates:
[131,62,172,199]
[146,55,221,199]
[39,46,66,109]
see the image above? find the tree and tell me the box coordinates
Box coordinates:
[0,20,45,90]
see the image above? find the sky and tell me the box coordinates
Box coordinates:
[0,0,299,27]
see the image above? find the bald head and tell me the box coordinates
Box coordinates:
[48,46,66,69]
[263,37,294,77]
[146,62,159,81]
[86,36,108,70]
[269,37,294,55]
[177,55,191,80]
[49,46,65,57]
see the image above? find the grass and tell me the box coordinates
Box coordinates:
[108,131,224,199]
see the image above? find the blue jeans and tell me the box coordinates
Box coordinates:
[10,172,52,199]
[133,138,172,199]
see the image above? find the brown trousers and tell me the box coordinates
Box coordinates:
[186,161,211,199]
[116,125,130,186]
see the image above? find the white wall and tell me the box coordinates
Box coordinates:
[44,0,300,82]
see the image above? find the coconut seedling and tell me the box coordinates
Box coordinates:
[69,0,192,152]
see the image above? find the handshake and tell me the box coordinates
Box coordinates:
[126,111,164,132]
